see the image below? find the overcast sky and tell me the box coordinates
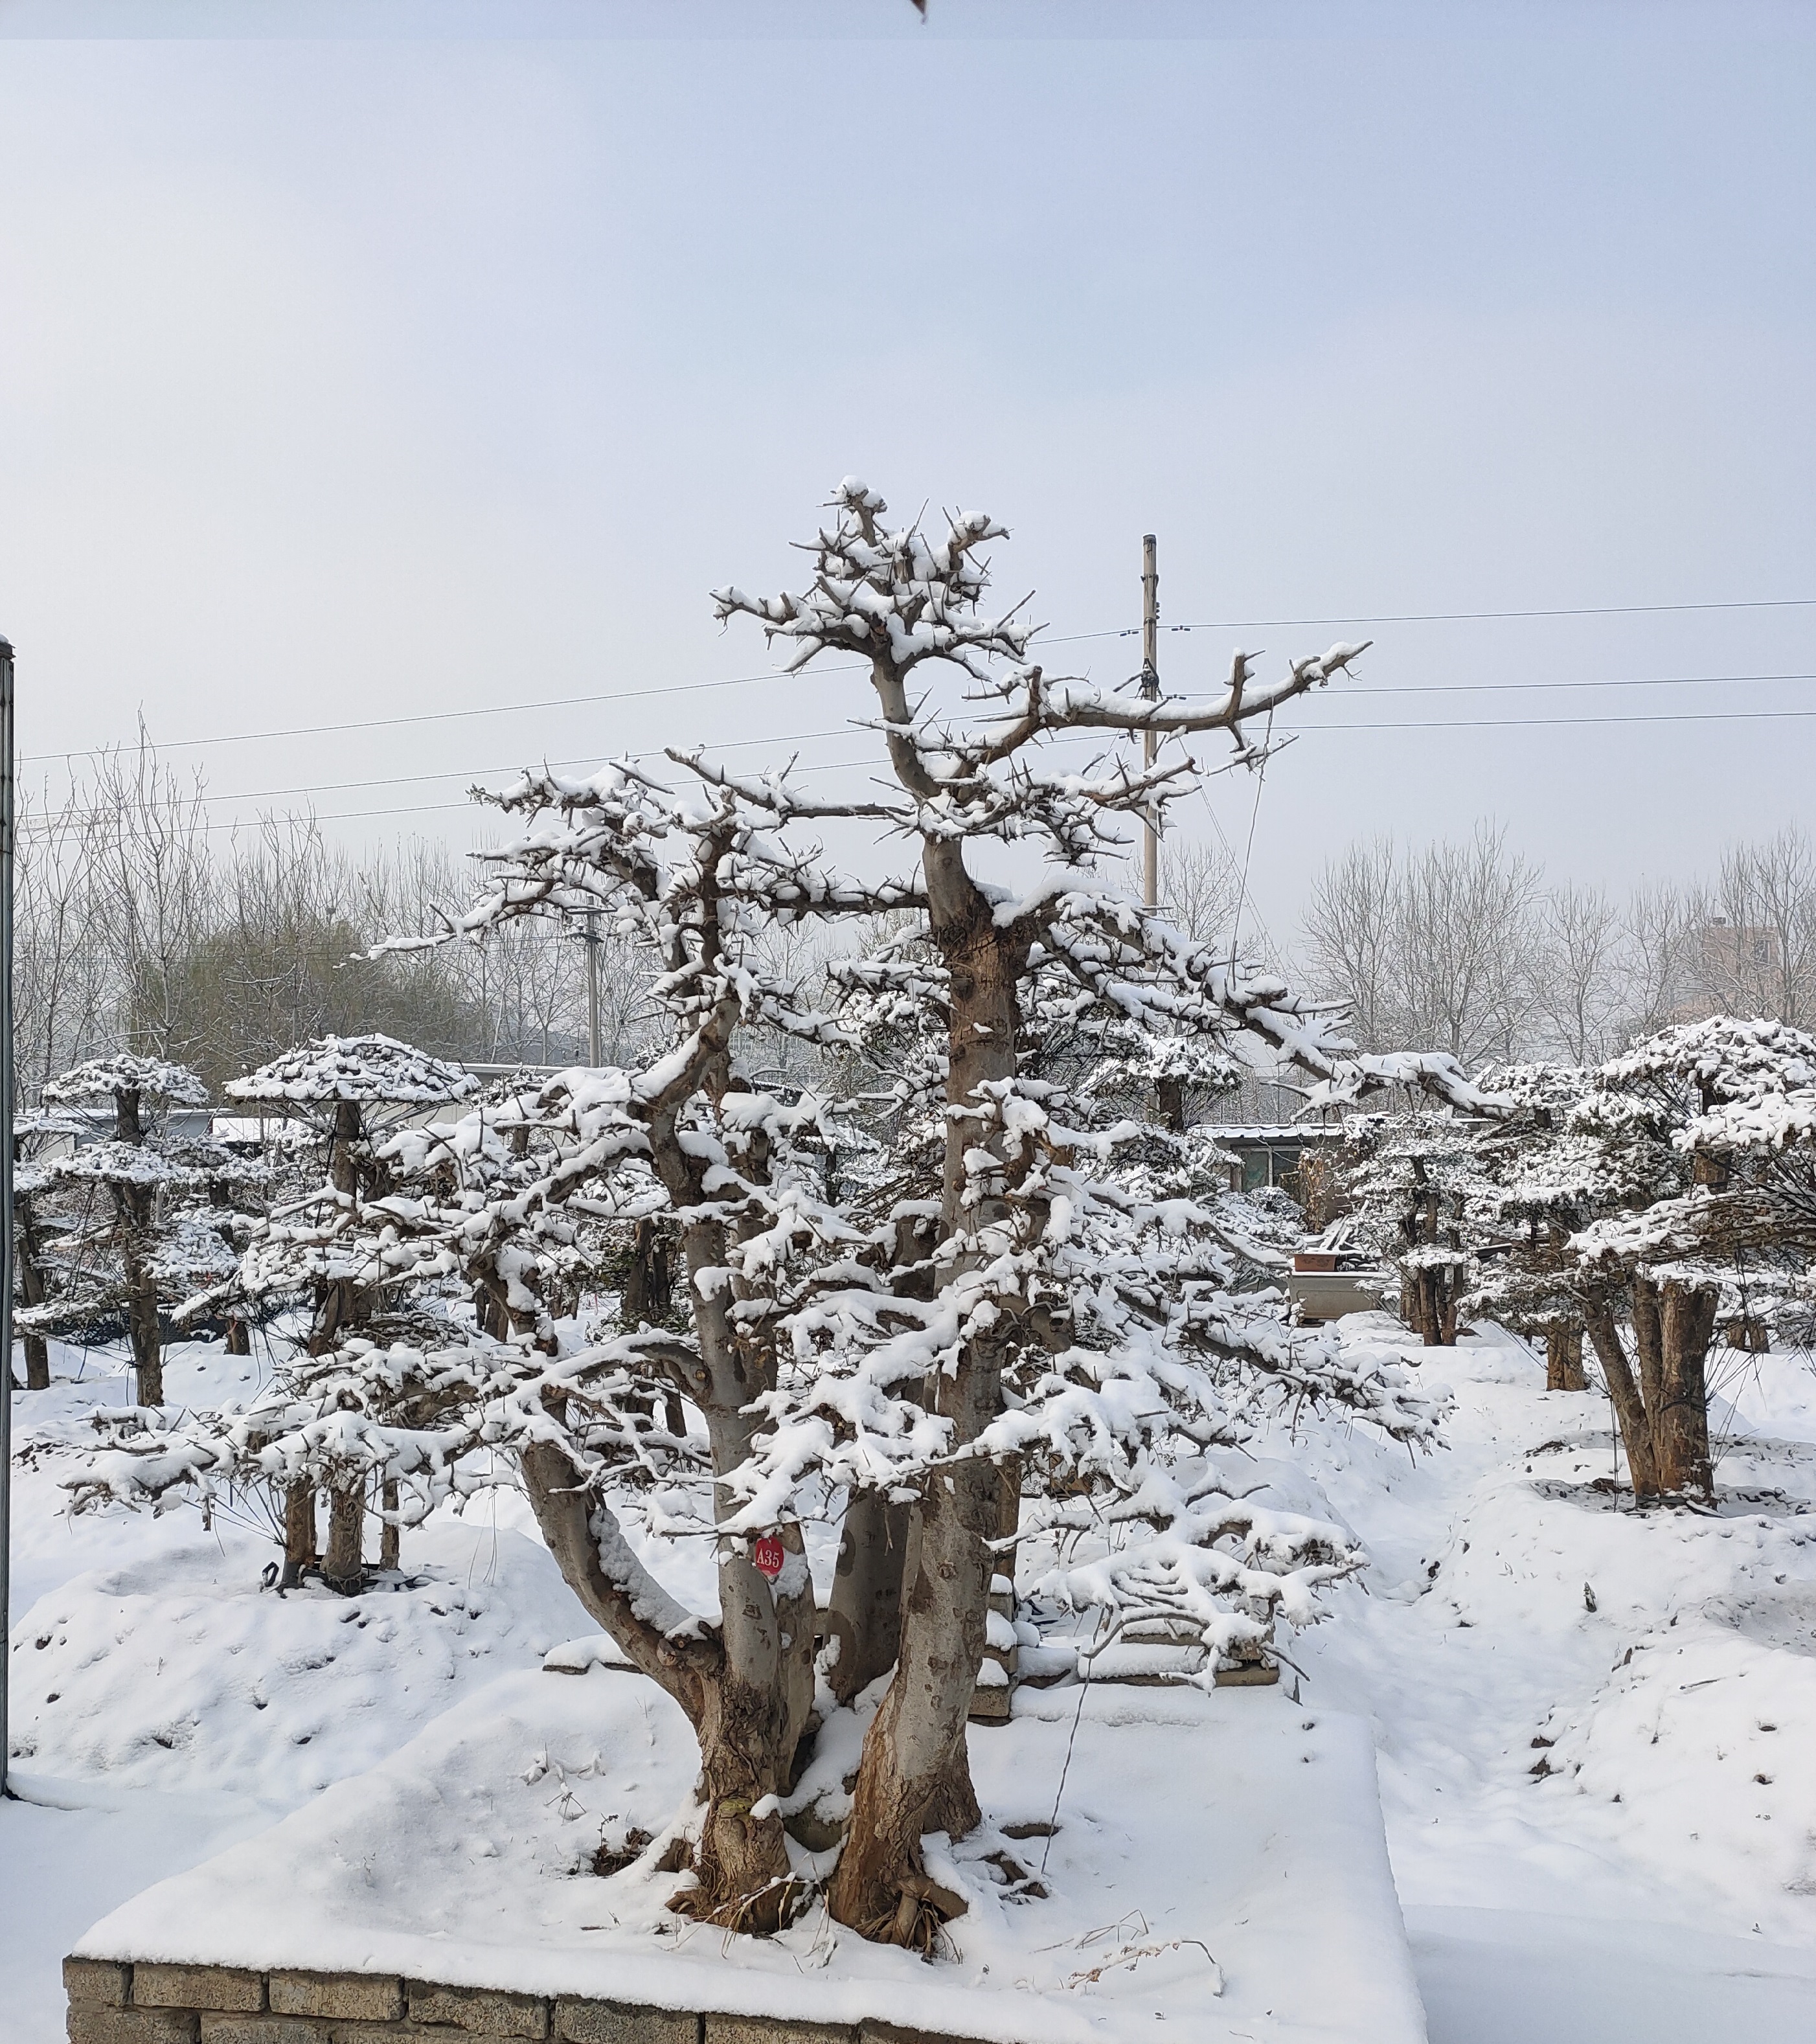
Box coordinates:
[1,1,1811,943]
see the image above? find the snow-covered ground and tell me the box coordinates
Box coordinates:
[70,1677,1427,2044]
[6,1324,1816,2041]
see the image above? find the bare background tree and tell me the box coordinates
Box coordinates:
[14,739,657,1102]
[1297,820,1816,1073]
[19,739,1816,1112]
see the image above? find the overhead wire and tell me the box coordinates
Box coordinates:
[19,585,1813,765]
[14,585,1811,834]
[1049,593,1816,644]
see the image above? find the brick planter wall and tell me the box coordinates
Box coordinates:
[65,1959,986,2044]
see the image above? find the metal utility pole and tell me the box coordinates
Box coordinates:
[585,910,602,1067]
[1,637,14,1799]
[1141,534,1160,909]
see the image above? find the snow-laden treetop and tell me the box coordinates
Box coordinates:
[1600,1016,1816,1102]
[226,1034,481,1107]
[43,1054,209,1109]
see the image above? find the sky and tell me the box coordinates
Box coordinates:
[1,0,1812,947]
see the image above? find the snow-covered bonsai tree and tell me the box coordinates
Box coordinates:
[449,480,1486,1938]
[73,483,1493,1945]
[1456,1063,1613,1389]
[221,1034,481,1585]
[1331,1107,1497,1345]
[28,1054,251,1405]
[10,1107,81,1391]
[1570,1017,1816,1501]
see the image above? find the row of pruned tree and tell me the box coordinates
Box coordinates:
[69,482,1484,1948]
[1333,1015,1816,1501]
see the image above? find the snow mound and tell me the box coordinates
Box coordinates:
[76,1675,1427,2044]
[10,1521,590,1809]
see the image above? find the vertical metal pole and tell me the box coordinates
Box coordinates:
[1,637,14,1799]
[585,910,602,1067]
[1141,535,1159,910]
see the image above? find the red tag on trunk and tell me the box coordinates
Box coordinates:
[752,1534,786,1581]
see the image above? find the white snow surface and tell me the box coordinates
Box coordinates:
[73,1677,1423,2044]
[8,1321,1816,2042]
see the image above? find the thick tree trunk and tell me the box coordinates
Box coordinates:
[282,1481,317,1587]
[1545,1321,1587,1392]
[113,1088,166,1404]
[328,1098,363,1196]
[622,1216,674,1326]
[17,1194,52,1389]
[1583,1291,1660,1503]
[380,1477,401,1571]
[120,1196,165,1407]
[1409,1269,1441,1348]
[831,887,1016,1942]
[826,1492,911,1707]
[1657,1278,1718,1499]
[1436,1269,1460,1346]
[1155,1075,1186,1134]
[828,1446,993,1941]
[520,1413,810,1930]
[323,1484,366,1595]
[690,1652,809,1933]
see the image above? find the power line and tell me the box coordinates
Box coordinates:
[1288,704,1816,733]
[19,663,867,767]
[1054,593,1816,644]
[1269,668,1815,700]
[21,589,1815,766]
[19,694,1816,838]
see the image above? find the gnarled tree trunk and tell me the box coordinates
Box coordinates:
[1581,1275,1721,1502]
[282,1479,317,1588]
[1545,1321,1587,1391]
[830,877,1021,1942]
[825,1492,911,1707]
[1656,1278,1717,1499]
[1583,1287,1659,1502]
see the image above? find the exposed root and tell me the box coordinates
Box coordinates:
[668,1872,814,1937]
[859,1867,969,1957]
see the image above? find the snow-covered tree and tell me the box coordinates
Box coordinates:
[73,483,1493,1946]
[1569,1017,1816,1501]
[1331,1108,1497,1346]
[27,1054,255,1405]
[10,1107,82,1391]
[1458,1063,1614,1389]
[220,1034,481,1585]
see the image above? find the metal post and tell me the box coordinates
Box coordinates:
[1141,534,1159,910]
[1,637,14,1798]
[585,910,602,1067]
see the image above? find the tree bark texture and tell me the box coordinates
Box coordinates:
[826,1492,911,1707]
[1581,1280,1715,1502]
[17,1189,52,1389]
[282,1480,317,1588]
[830,878,1021,1942]
[323,1483,367,1595]
[1545,1321,1587,1392]
[1583,1290,1660,1502]
[1657,1278,1718,1499]
[120,1190,165,1408]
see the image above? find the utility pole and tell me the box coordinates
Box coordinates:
[585,910,602,1067]
[1,637,14,1799]
[1141,533,1160,910]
